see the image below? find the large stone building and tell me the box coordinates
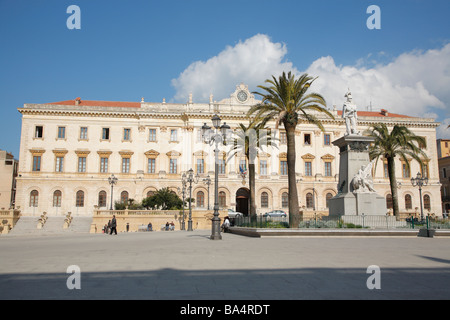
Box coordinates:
[15,84,443,218]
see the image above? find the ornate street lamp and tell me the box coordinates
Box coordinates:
[108,174,118,210]
[185,169,199,231]
[411,172,428,221]
[178,177,188,230]
[202,114,231,240]
[203,174,212,210]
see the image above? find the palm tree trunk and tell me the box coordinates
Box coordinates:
[387,157,399,216]
[249,162,256,220]
[285,123,300,227]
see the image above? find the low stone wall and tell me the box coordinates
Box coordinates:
[91,209,227,233]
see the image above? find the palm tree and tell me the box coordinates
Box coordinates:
[365,123,427,217]
[227,119,276,219]
[248,71,334,227]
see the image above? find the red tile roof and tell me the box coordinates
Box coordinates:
[48,99,141,108]
[47,98,413,118]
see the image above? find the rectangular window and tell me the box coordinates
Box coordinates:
[148,158,155,173]
[80,127,88,140]
[102,128,110,140]
[169,159,177,174]
[280,132,287,144]
[197,159,204,174]
[280,160,288,175]
[149,129,156,142]
[324,162,332,177]
[100,157,108,173]
[123,128,131,141]
[170,129,178,142]
[324,134,331,146]
[305,161,312,176]
[122,158,130,173]
[55,157,64,172]
[57,126,66,139]
[384,163,389,178]
[218,159,226,174]
[422,164,429,178]
[260,160,267,175]
[402,163,410,178]
[304,134,311,145]
[35,126,43,138]
[32,156,41,172]
[78,157,86,173]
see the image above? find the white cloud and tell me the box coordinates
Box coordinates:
[306,45,450,117]
[171,34,450,122]
[171,34,299,103]
[437,119,450,139]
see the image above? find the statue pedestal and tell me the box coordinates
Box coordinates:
[329,135,386,216]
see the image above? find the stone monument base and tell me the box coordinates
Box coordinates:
[329,192,386,216]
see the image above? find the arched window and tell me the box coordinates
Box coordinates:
[146,190,155,198]
[424,195,431,211]
[261,192,269,208]
[98,191,107,207]
[29,190,39,207]
[120,191,129,204]
[197,191,205,208]
[281,192,288,208]
[386,194,393,209]
[219,191,226,208]
[326,193,333,208]
[53,190,62,207]
[306,192,314,209]
[405,194,412,210]
[76,190,84,207]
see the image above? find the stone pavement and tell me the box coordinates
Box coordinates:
[1,230,450,300]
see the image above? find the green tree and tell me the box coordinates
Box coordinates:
[248,71,334,227]
[365,123,427,216]
[228,119,276,218]
[248,72,334,228]
[142,188,183,210]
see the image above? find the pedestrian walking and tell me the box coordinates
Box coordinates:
[110,215,117,235]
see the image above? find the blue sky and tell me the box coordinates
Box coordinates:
[1,0,450,158]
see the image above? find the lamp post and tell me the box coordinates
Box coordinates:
[108,174,118,210]
[203,174,212,210]
[179,173,188,230]
[185,169,199,231]
[202,114,231,240]
[411,172,428,221]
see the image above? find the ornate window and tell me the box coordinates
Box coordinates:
[219,191,226,208]
[261,192,269,208]
[197,191,205,208]
[53,190,62,207]
[281,192,288,208]
[306,192,314,209]
[29,190,39,207]
[423,195,431,211]
[76,190,84,207]
[386,194,393,209]
[121,191,129,204]
[405,194,412,210]
[98,191,107,207]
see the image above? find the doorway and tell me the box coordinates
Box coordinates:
[236,188,250,216]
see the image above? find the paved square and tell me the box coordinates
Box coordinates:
[1,230,450,300]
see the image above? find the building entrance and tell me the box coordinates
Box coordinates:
[236,188,250,216]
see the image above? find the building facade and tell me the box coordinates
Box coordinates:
[0,150,18,209]
[15,84,443,218]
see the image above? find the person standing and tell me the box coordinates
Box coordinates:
[110,215,117,235]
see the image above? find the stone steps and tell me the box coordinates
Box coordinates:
[5,216,93,236]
